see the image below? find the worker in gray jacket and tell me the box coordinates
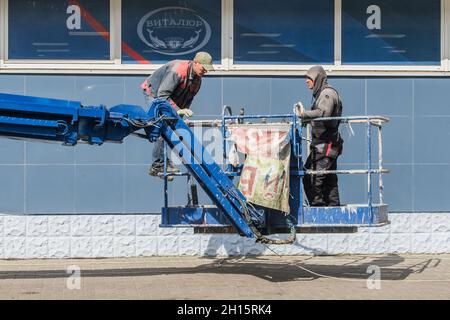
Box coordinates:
[141,51,214,180]
[297,65,343,206]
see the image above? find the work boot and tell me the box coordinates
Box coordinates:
[148,161,180,181]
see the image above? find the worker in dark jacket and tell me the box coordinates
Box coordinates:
[297,65,343,206]
[141,52,214,180]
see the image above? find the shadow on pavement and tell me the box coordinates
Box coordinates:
[0,255,441,283]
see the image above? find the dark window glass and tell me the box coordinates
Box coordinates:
[342,0,441,65]
[233,0,334,64]
[9,0,110,60]
[122,0,221,64]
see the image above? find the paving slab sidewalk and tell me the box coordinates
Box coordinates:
[0,254,449,300]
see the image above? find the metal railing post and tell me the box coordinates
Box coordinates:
[366,121,373,218]
[378,123,384,205]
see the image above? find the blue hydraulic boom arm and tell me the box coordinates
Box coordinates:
[0,93,283,243]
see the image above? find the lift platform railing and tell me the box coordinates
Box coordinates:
[302,116,390,210]
[161,105,390,231]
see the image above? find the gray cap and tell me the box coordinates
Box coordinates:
[194,51,214,71]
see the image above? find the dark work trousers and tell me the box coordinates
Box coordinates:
[303,150,341,207]
[145,96,167,165]
[152,137,165,164]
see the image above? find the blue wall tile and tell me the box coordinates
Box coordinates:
[1,74,449,213]
[26,165,74,213]
[414,116,450,163]
[337,164,369,205]
[367,78,413,116]
[337,163,408,211]
[383,164,413,212]
[25,75,76,100]
[191,77,222,117]
[75,143,124,165]
[26,141,74,165]
[338,124,367,165]
[377,116,413,164]
[414,165,450,211]
[124,76,148,109]
[124,136,154,165]
[74,165,124,213]
[168,175,189,206]
[0,139,24,164]
[0,166,24,213]
[124,165,163,213]
[195,185,214,206]
[414,78,450,116]
[330,163,383,206]
[0,75,25,95]
[75,76,124,108]
[223,77,271,115]
[332,78,366,116]
[270,77,309,114]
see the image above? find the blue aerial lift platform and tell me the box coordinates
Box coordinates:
[0,92,390,244]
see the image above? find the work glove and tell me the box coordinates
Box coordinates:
[228,142,239,167]
[294,101,304,117]
[177,109,194,118]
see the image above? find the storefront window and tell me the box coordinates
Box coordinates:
[233,0,334,65]
[9,0,110,60]
[342,0,441,65]
[121,0,221,64]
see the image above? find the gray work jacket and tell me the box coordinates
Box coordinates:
[143,60,201,110]
[302,86,342,147]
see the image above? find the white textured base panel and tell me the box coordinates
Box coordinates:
[0,213,449,259]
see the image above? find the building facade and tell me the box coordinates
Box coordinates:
[0,0,449,258]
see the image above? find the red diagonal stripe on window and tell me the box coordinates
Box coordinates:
[68,0,151,64]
